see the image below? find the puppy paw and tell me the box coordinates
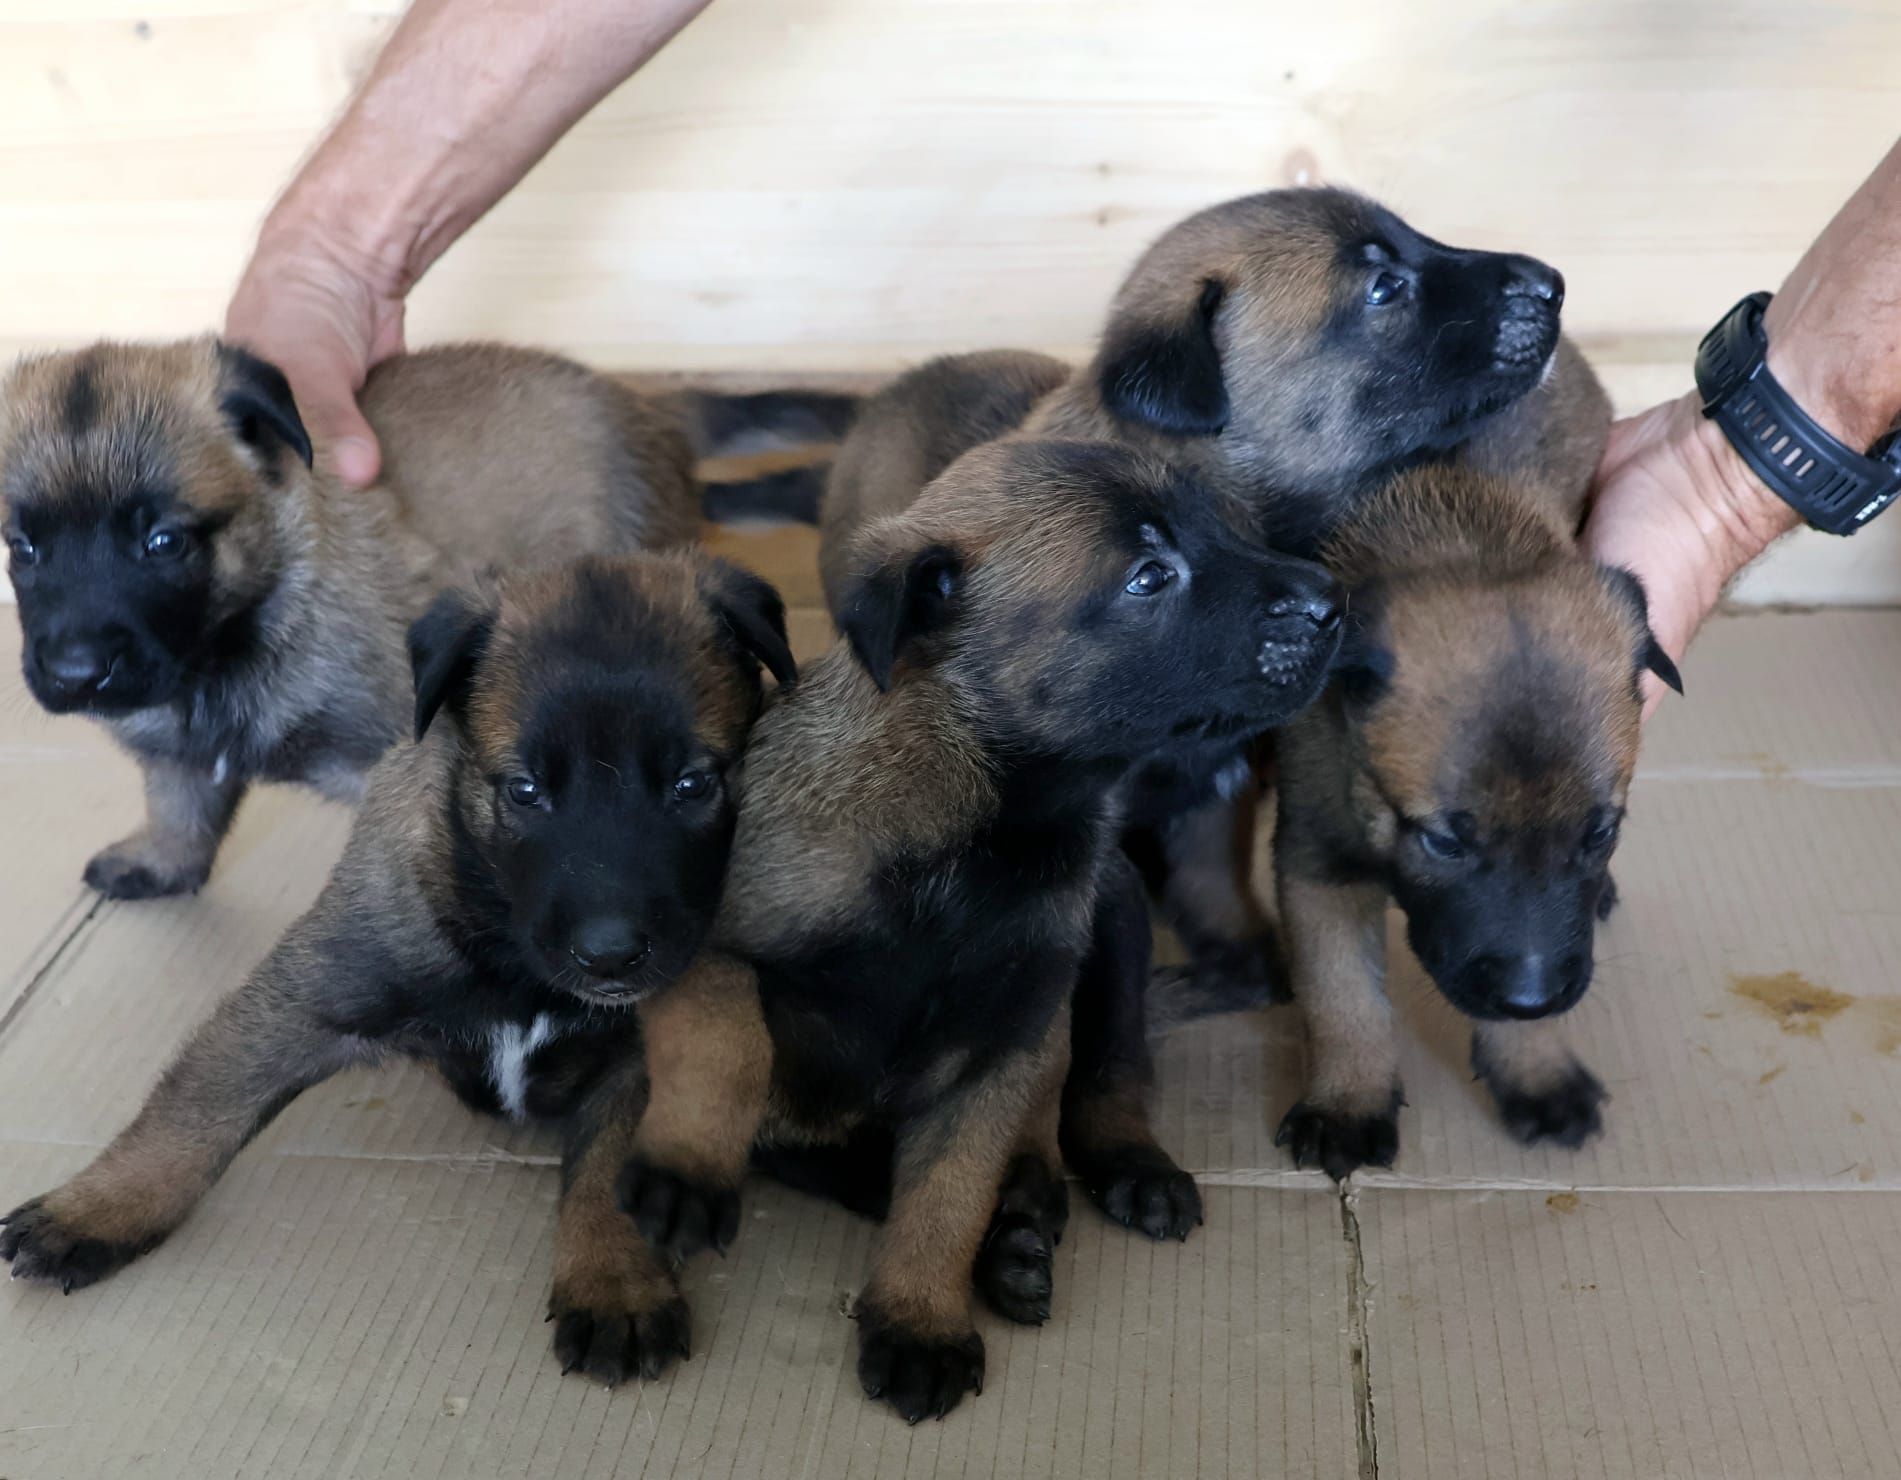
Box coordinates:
[615,1158,741,1261]
[83,839,209,900]
[548,1286,692,1386]
[973,1216,1054,1325]
[0,1197,154,1292]
[856,1310,984,1423]
[1078,1145,1203,1242]
[1275,1091,1403,1182]
[1484,1061,1608,1149]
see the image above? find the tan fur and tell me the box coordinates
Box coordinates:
[631,951,771,1189]
[1278,873,1397,1114]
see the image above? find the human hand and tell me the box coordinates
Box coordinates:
[1582,392,1799,718]
[225,215,408,488]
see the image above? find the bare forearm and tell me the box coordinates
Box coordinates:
[269,0,711,292]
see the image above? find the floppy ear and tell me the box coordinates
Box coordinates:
[1332,591,1394,709]
[1601,567,1684,696]
[836,540,964,692]
[1097,277,1229,436]
[408,588,497,741]
[215,342,314,473]
[701,559,798,687]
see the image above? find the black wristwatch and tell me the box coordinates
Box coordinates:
[1693,291,1901,535]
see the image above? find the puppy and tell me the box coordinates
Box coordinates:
[1272,462,1680,1180]
[707,185,1608,1238]
[0,338,839,900]
[0,551,796,1388]
[611,438,1344,1422]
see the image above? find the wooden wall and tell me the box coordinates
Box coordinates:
[4,1,1900,600]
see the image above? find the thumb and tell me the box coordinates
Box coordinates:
[298,386,382,488]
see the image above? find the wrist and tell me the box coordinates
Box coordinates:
[1672,391,1802,580]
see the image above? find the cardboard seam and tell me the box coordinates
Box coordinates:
[1634,767,1901,787]
[0,894,105,1046]
[1341,1186,1381,1480]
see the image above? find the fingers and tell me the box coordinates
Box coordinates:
[225,228,404,489]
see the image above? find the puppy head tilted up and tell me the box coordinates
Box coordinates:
[1092,187,1566,502]
[1325,472,1679,1023]
[1,339,315,715]
[410,551,796,1003]
[838,437,1344,761]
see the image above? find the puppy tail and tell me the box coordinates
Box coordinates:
[1144,961,1284,1039]
[700,464,830,526]
[665,387,861,460]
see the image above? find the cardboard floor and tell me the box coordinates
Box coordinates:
[3,531,1899,1478]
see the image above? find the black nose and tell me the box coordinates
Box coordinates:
[1266,580,1345,634]
[1473,951,1571,1020]
[569,918,651,980]
[38,636,119,692]
[1503,256,1564,308]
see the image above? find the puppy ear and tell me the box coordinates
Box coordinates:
[1097,277,1229,436]
[214,342,314,473]
[408,588,497,741]
[837,540,963,692]
[701,559,798,687]
[1601,566,1684,696]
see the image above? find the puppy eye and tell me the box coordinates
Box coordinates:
[1582,816,1619,853]
[142,527,189,560]
[1124,561,1174,597]
[1366,271,1408,307]
[5,533,35,566]
[505,775,543,809]
[673,768,716,802]
[1417,826,1466,861]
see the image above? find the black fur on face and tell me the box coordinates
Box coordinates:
[412,556,786,1006]
[1390,809,1616,1023]
[851,442,1347,764]
[3,345,307,716]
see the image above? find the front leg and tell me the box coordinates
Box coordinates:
[1274,869,1403,1182]
[1471,1018,1607,1149]
[858,1010,1067,1424]
[973,1004,1070,1326]
[0,921,370,1289]
[1061,851,1203,1240]
[615,953,770,1262]
[1150,776,1288,1002]
[550,1051,692,1386]
[85,754,245,899]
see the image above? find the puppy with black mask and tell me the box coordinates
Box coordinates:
[611,439,1344,1422]
[706,186,1609,1242]
[0,337,846,900]
[1272,461,1680,1180]
[0,551,797,1389]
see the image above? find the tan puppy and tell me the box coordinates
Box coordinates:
[1274,461,1679,1179]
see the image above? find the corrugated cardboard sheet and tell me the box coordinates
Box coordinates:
[3,529,1898,1478]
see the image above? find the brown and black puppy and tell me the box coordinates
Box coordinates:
[615,438,1344,1422]
[0,338,841,901]
[0,551,796,1388]
[1272,463,1680,1181]
[714,185,1606,1241]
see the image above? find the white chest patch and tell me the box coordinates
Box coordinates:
[488,1014,559,1121]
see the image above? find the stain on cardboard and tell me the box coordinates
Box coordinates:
[1851,1110,1867,1125]
[1726,749,1791,782]
[1730,971,1854,1036]
[1546,1192,1580,1215]
[1758,1064,1786,1086]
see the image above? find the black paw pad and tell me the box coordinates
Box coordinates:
[1275,1093,1403,1182]
[0,1198,149,1293]
[615,1159,741,1262]
[1082,1146,1203,1242]
[974,1215,1054,1325]
[1485,1063,1608,1149]
[856,1316,984,1423]
[550,1295,692,1385]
